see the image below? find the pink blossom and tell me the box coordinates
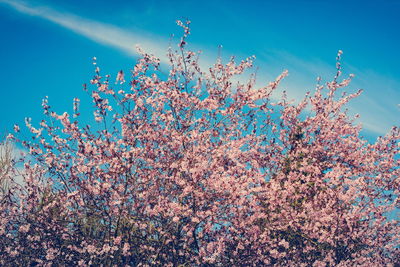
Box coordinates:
[3,21,399,267]
[19,224,30,233]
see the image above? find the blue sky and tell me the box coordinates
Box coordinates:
[0,0,399,141]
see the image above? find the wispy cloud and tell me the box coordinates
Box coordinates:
[0,0,220,71]
[0,0,169,60]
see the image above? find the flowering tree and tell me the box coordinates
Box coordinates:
[2,21,399,266]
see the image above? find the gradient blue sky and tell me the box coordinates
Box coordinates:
[0,0,399,141]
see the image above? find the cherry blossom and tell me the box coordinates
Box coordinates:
[1,21,399,266]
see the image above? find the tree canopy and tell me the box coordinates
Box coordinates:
[2,21,399,266]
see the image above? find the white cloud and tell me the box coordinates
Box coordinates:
[0,0,169,61]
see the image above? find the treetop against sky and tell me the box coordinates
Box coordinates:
[0,1,399,265]
[0,0,399,140]
[2,20,399,265]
